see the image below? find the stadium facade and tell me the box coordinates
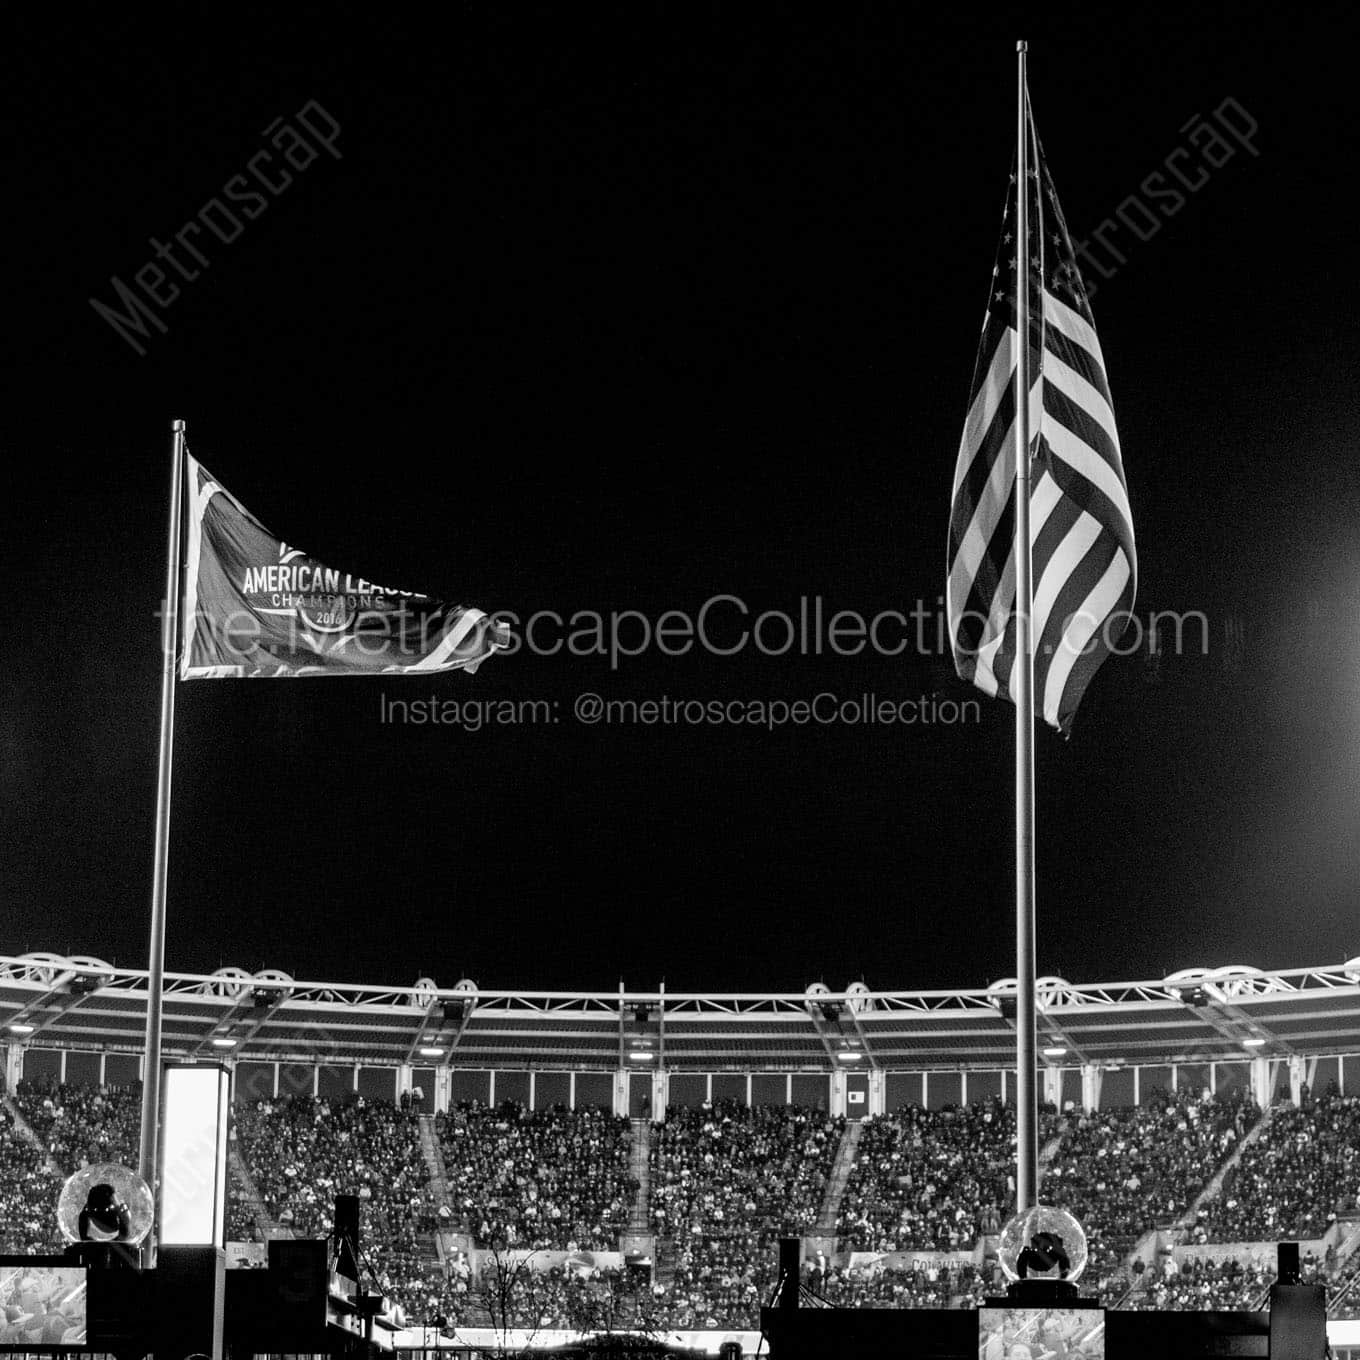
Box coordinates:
[6,952,1360,1115]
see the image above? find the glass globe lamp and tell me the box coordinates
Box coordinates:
[57,1162,155,1245]
[996,1204,1087,1284]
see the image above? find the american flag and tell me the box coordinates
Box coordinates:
[946,128,1136,736]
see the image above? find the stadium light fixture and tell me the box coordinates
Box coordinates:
[835,1050,863,1062]
[210,1037,236,1049]
[1043,1045,1067,1057]
[627,1050,655,1062]
[419,1046,445,1058]
[8,1022,35,1034]
[1242,1037,1266,1048]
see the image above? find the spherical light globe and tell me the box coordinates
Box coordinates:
[57,1163,154,1245]
[996,1204,1087,1283]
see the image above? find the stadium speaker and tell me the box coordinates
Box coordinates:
[243,1238,330,1347]
[1268,1283,1325,1359]
[777,1237,800,1310]
[1277,1240,1300,1285]
[268,1237,328,1312]
[334,1193,361,1281]
[154,1244,226,1360]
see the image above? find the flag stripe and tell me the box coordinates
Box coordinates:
[952,328,1017,498]
[946,136,1136,735]
[1042,550,1133,727]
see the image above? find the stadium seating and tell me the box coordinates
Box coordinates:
[8,1077,1360,1328]
[808,1259,993,1309]
[836,1099,1032,1252]
[15,1080,141,1171]
[437,1103,636,1250]
[647,1102,844,1326]
[1123,1255,1311,1310]
[1196,1087,1360,1242]
[650,1102,843,1240]
[0,1102,63,1253]
[1042,1087,1255,1276]
[232,1094,439,1315]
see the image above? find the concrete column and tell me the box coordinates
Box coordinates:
[434,1067,451,1114]
[829,1069,847,1119]
[651,1069,668,1120]
[1042,1066,1062,1109]
[1288,1055,1310,1107]
[868,1069,886,1117]
[1081,1064,1102,1113]
[1250,1057,1271,1109]
[4,1044,22,1094]
[613,1071,629,1117]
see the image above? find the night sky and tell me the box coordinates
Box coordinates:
[5,4,1359,995]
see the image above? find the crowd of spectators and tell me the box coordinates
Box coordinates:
[651,1102,843,1242]
[808,1258,993,1309]
[234,1094,431,1239]
[16,1080,141,1172]
[837,1099,1029,1251]
[233,1094,438,1314]
[0,1106,62,1252]
[1125,1255,1288,1310]
[437,1104,635,1250]
[1197,1086,1360,1242]
[657,1232,775,1327]
[645,1102,842,1327]
[476,1262,666,1334]
[1327,1250,1360,1320]
[1043,1087,1255,1276]
[8,1076,1360,1326]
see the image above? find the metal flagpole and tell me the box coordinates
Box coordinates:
[1013,42,1039,1214]
[138,418,186,1209]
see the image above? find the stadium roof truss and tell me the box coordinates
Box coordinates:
[4,953,1360,1074]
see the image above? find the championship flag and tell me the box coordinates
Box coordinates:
[179,454,506,678]
[946,127,1136,734]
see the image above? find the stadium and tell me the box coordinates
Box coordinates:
[5,950,1360,1353]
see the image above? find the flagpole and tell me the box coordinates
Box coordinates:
[1013,41,1039,1214]
[138,418,186,1214]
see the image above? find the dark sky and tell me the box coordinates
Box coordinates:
[5,4,1359,995]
